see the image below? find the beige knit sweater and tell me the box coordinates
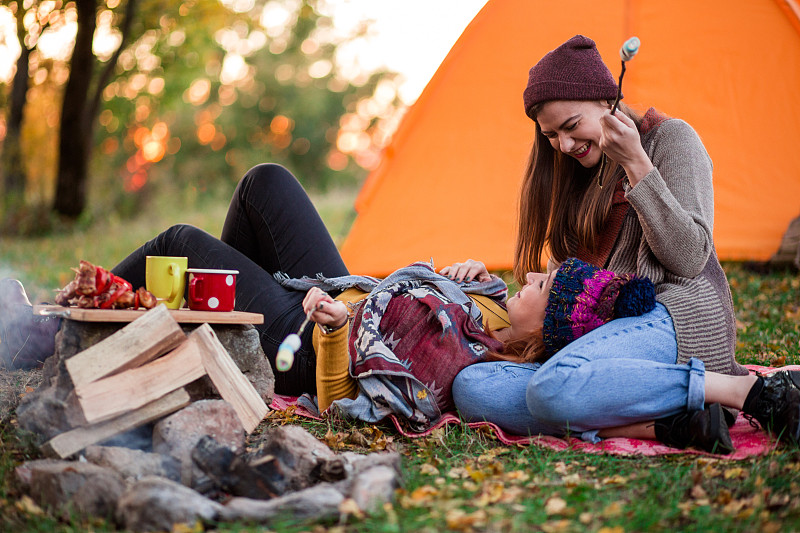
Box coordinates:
[609,111,747,375]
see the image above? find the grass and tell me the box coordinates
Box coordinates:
[1,189,800,532]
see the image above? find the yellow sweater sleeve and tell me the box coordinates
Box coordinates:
[312,289,510,413]
[313,288,365,412]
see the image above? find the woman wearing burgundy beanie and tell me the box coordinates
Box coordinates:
[450,35,800,452]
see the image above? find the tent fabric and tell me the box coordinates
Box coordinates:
[340,0,800,277]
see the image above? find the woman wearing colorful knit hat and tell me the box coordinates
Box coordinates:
[449,34,800,452]
[297,254,797,453]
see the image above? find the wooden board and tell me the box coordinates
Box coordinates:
[34,304,263,324]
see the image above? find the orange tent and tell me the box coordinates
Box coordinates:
[340,0,800,277]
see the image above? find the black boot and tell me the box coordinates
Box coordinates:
[654,403,734,455]
[0,279,60,370]
[742,372,800,446]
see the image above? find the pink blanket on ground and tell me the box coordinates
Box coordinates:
[269,365,799,459]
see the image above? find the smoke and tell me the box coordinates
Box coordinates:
[0,275,59,370]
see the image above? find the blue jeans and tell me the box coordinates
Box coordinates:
[452,304,706,442]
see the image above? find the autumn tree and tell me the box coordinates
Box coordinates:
[0,0,402,224]
[53,0,137,217]
[0,0,56,222]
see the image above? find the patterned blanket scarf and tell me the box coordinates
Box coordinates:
[276,262,507,431]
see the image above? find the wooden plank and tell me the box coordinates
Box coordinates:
[35,304,264,324]
[42,388,191,459]
[65,305,187,388]
[193,324,269,433]
[75,332,207,424]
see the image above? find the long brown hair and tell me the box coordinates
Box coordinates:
[513,101,643,285]
[486,328,547,364]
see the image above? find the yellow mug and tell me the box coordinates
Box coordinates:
[145,256,188,309]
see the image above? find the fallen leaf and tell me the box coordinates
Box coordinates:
[171,520,204,533]
[339,497,365,519]
[541,519,572,533]
[579,512,593,524]
[716,489,733,505]
[445,508,487,530]
[15,495,44,516]
[602,475,628,485]
[505,470,530,483]
[691,484,708,500]
[475,482,506,507]
[419,463,439,476]
[323,429,344,449]
[544,496,568,516]
[724,467,745,480]
[598,527,625,533]
[410,485,439,501]
[477,447,511,462]
[601,501,624,518]
[448,467,468,479]
[466,464,487,482]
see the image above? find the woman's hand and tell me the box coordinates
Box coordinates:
[600,110,654,187]
[440,259,491,283]
[303,287,347,328]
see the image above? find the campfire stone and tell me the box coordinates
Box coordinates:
[252,425,337,491]
[220,483,345,524]
[152,399,245,487]
[81,445,182,482]
[340,450,402,476]
[116,476,225,533]
[14,458,65,489]
[26,460,127,521]
[349,465,401,512]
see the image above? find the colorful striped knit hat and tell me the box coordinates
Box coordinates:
[543,258,656,357]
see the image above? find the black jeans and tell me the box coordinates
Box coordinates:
[113,164,349,395]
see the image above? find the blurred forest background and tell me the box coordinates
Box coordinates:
[0,0,404,235]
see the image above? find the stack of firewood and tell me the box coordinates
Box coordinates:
[44,305,269,459]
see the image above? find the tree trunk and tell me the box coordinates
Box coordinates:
[1,11,32,219]
[53,0,97,218]
[52,0,138,218]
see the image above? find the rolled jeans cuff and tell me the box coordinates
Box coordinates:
[581,429,601,444]
[686,357,706,411]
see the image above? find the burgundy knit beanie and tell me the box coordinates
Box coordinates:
[523,35,619,120]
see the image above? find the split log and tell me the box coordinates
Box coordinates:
[43,388,191,459]
[193,323,268,433]
[74,330,206,424]
[65,304,186,388]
